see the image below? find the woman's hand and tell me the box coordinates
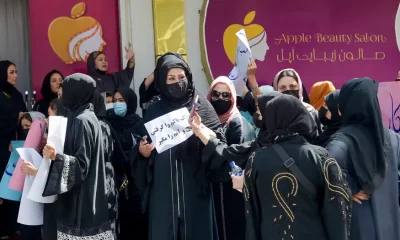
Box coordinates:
[18,112,24,122]
[139,136,154,158]
[247,59,257,77]
[43,144,56,160]
[352,190,370,204]
[232,172,245,191]
[20,160,38,176]
[189,112,202,136]
[125,46,135,64]
[9,143,12,152]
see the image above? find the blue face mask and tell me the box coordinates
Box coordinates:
[114,102,127,117]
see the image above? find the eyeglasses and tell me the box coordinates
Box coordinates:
[211,90,231,100]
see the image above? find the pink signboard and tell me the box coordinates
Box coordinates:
[201,0,400,89]
[29,0,121,98]
[378,81,400,133]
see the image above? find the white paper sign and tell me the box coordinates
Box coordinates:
[27,116,67,203]
[228,29,253,96]
[16,148,44,225]
[144,108,193,153]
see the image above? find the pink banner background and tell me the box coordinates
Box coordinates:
[378,81,400,133]
[202,0,400,90]
[29,0,121,99]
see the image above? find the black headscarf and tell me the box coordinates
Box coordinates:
[110,88,142,131]
[0,60,16,94]
[61,73,96,115]
[314,90,342,146]
[92,91,107,118]
[256,91,282,147]
[152,52,220,130]
[336,78,389,194]
[265,94,318,142]
[41,70,63,100]
[87,51,106,78]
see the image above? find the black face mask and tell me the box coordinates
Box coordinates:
[318,107,331,126]
[167,78,188,98]
[18,128,29,141]
[253,112,263,129]
[281,90,300,99]
[211,99,231,115]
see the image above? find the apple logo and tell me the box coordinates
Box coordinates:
[223,11,269,64]
[48,2,107,64]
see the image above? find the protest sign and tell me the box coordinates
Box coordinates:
[144,108,193,153]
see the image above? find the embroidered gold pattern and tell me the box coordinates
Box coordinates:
[323,158,350,200]
[272,172,298,222]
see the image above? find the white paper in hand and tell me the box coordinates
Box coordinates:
[144,108,193,153]
[15,148,44,225]
[228,29,253,96]
[27,116,67,203]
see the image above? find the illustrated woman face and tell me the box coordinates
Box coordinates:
[250,31,269,62]
[95,53,108,72]
[50,73,63,94]
[277,76,299,92]
[7,64,17,85]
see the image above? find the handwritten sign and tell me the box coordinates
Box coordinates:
[228,29,252,96]
[144,108,193,153]
[378,81,400,133]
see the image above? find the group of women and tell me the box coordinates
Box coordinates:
[0,50,399,240]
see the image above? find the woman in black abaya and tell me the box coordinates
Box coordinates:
[34,70,63,117]
[143,52,222,240]
[0,60,27,239]
[191,94,352,240]
[108,87,149,240]
[87,49,135,95]
[325,78,400,240]
[42,73,113,239]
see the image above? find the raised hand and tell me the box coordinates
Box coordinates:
[139,136,154,158]
[125,46,135,64]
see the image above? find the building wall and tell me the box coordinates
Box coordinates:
[119,0,209,114]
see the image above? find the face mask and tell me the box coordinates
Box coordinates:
[18,128,29,140]
[167,78,188,98]
[281,90,300,99]
[114,102,127,117]
[318,107,330,126]
[253,112,264,129]
[105,103,114,110]
[211,99,231,115]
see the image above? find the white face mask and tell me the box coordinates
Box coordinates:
[105,103,114,110]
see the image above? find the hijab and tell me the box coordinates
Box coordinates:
[309,81,335,110]
[314,90,342,146]
[41,70,63,100]
[0,60,16,94]
[153,52,220,130]
[61,73,96,115]
[273,68,304,101]
[265,94,318,142]
[207,76,240,124]
[336,78,389,194]
[273,68,315,112]
[87,51,106,77]
[256,91,282,146]
[92,91,107,118]
[111,88,142,131]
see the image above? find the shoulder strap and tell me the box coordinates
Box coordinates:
[272,144,317,197]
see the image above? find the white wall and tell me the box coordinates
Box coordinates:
[119,0,209,114]
[184,0,210,96]
[119,0,156,115]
